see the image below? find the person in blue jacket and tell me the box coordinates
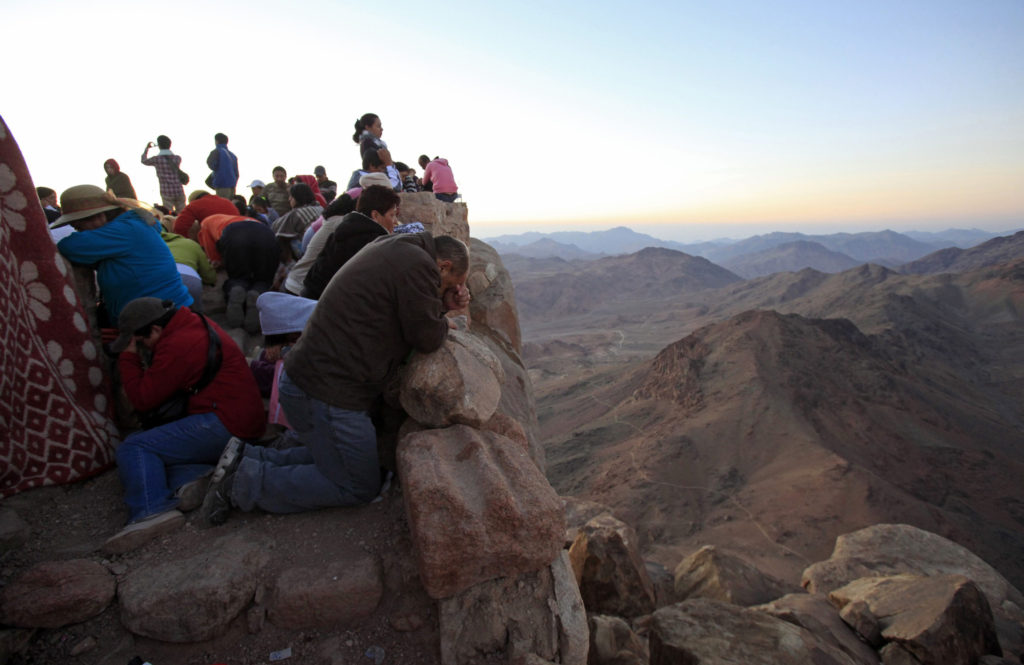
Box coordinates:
[207,132,239,199]
[53,185,193,326]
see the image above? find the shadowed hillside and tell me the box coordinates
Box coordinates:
[534,255,1024,590]
[514,247,741,321]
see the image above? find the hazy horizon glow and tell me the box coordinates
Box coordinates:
[2,0,1022,242]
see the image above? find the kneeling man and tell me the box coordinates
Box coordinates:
[203,232,470,522]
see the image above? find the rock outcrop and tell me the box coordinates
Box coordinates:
[438,551,587,665]
[268,555,383,629]
[674,545,796,607]
[649,598,868,665]
[398,425,564,599]
[804,523,1024,661]
[568,513,656,618]
[0,560,115,629]
[829,574,1002,664]
[118,534,270,642]
[588,614,648,665]
[754,593,880,664]
[399,330,504,428]
[397,191,468,245]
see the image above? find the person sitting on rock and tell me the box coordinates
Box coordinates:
[281,193,357,297]
[419,154,459,203]
[200,232,470,523]
[271,182,323,263]
[104,297,265,554]
[301,185,398,299]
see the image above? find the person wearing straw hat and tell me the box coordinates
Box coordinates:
[53,185,193,325]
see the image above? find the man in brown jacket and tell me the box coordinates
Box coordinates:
[202,231,470,523]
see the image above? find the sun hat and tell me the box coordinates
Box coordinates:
[248,179,265,188]
[50,184,122,228]
[109,298,177,353]
[256,292,316,335]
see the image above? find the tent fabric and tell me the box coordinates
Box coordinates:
[0,115,118,497]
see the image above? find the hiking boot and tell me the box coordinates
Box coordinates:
[174,470,212,512]
[200,469,236,526]
[244,290,261,334]
[102,509,185,555]
[226,285,246,328]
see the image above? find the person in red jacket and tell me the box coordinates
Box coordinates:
[171,191,237,238]
[103,297,265,553]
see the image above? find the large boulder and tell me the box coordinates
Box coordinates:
[396,192,468,245]
[674,545,796,607]
[439,551,587,665]
[0,559,115,628]
[118,534,271,642]
[568,513,656,618]
[649,598,866,665]
[754,593,880,665]
[829,574,1002,664]
[400,330,504,428]
[268,554,383,629]
[802,524,1024,610]
[468,238,523,354]
[803,524,1024,660]
[398,425,564,599]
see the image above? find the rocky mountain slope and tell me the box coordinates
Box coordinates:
[901,230,1024,275]
[513,247,742,321]
[534,255,1024,595]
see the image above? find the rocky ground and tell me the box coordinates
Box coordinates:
[1,465,445,665]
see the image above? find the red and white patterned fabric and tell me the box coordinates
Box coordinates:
[0,115,118,497]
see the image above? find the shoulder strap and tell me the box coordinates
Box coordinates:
[187,312,223,395]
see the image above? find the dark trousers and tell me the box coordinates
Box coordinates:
[218,220,280,295]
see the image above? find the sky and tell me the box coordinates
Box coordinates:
[2,0,1023,241]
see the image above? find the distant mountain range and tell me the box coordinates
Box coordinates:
[484,225,1022,279]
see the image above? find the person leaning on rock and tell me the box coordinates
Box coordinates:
[201,231,471,524]
[52,185,193,326]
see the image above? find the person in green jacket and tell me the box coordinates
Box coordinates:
[161,231,216,312]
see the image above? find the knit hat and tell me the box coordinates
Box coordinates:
[314,165,326,176]
[358,172,392,189]
[50,184,122,228]
[256,292,317,336]
[109,298,177,353]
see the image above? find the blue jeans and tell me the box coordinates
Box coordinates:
[116,412,231,522]
[231,369,380,513]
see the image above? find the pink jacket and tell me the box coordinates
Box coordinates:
[422,158,458,194]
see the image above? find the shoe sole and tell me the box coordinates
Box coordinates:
[102,510,185,555]
[211,437,243,484]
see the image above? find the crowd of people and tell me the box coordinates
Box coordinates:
[37,114,470,553]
